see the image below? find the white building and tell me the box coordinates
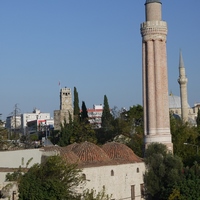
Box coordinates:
[26,118,54,136]
[87,105,103,128]
[5,115,21,132]
[169,93,200,125]
[21,108,51,134]
[0,142,145,200]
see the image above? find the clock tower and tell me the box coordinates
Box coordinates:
[54,87,73,130]
[60,87,73,110]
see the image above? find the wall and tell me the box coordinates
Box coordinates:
[0,149,43,168]
[80,162,145,200]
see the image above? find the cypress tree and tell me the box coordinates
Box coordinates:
[73,87,80,121]
[74,87,80,122]
[101,95,113,130]
[81,101,89,122]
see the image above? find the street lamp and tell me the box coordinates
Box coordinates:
[184,143,199,154]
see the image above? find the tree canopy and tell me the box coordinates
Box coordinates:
[18,156,82,200]
[144,143,183,200]
[6,155,111,200]
[101,95,113,131]
[73,87,80,120]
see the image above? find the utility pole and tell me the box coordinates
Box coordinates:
[9,104,21,137]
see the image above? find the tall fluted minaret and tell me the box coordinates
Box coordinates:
[178,51,188,122]
[140,0,173,151]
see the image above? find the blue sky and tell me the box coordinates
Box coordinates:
[0,0,200,120]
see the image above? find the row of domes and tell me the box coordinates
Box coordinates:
[43,142,142,167]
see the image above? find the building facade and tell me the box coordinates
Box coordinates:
[26,119,54,136]
[5,115,21,133]
[87,104,103,128]
[141,0,173,151]
[21,108,51,135]
[0,142,145,200]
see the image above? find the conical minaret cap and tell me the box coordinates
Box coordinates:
[145,0,161,4]
[179,50,185,68]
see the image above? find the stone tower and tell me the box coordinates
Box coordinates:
[140,0,173,151]
[54,87,73,130]
[178,51,188,121]
[60,87,73,110]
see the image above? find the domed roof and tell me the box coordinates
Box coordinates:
[169,94,190,109]
[102,142,142,163]
[71,141,111,163]
[61,148,80,164]
[42,146,80,164]
[62,143,79,151]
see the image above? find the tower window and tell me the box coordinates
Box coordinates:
[111,170,114,176]
[137,168,139,173]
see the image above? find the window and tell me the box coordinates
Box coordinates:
[137,167,139,173]
[82,174,86,180]
[131,185,135,200]
[111,170,114,176]
[140,184,144,198]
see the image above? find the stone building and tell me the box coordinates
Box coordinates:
[54,87,73,130]
[0,142,145,200]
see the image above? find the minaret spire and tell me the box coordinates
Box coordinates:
[178,50,188,122]
[179,49,185,68]
[141,0,173,151]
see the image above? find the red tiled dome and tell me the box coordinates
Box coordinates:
[102,142,142,163]
[62,143,79,151]
[71,141,111,163]
[61,149,80,164]
[42,146,80,164]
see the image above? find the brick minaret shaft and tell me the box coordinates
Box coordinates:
[178,51,188,122]
[140,0,173,151]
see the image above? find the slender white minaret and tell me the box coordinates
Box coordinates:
[178,50,188,122]
[140,0,173,151]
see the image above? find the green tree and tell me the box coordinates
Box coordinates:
[170,113,199,166]
[83,186,112,200]
[74,87,80,120]
[127,105,143,134]
[69,120,97,144]
[7,156,110,200]
[144,143,183,200]
[109,105,144,156]
[168,162,200,200]
[97,95,114,144]
[59,113,73,146]
[18,156,82,200]
[101,95,113,131]
[81,101,89,122]
[58,111,97,145]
